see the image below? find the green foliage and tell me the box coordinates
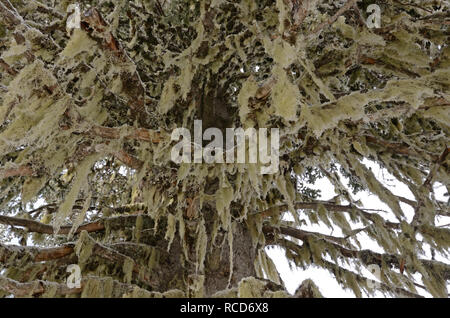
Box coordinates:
[0,0,448,298]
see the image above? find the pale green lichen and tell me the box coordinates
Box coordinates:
[271,65,299,122]
[238,77,258,125]
[0,0,448,300]
[61,29,97,59]
[164,213,176,251]
[68,193,92,239]
[53,154,100,234]
[212,288,238,298]
[81,278,102,298]
[74,231,95,266]
[158,76,177,114]
[263,290,290,298]
[195,218,207,273]
[188,274,205,298]
[237,277,267,298]
[21,177,47,204]
[255,249,281,285]
[122,257,134,284]
[134,214,143,243]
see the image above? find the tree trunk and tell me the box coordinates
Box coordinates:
[115,212,258,296]
[203,221,257,296]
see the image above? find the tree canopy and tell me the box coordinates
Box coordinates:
[0,0,449,298]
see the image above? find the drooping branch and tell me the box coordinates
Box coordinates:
[0,242,143,266]
[78,232,160,289]
[364,135,426,159]
[0,145,145,181]
[76,143,145,170]
[0,58,18,76]
[263,225,450,281]
[26,201,145,217]
[0,0,58,50]
[312,0,360,35]
[293,279,323,298]
[0,165,34,180]
[32,0,64,20]
[0,275,82,297]
[280,225,350,246]
[0,275,162,298]
[412,147,450,225]
[0,238,160,289]
[0,214,157,236]
[0,0,21,26]
[258,201,400,230]
[275,238,423,298]
[3,210,447,283]
[423,147,449,190]
[0,243,74,263]
[258,200,449,231]
[0,215,104,235]
[80,7,147,119]
[113,149,144,170]
[87,125,162,144]
[320,259,424,298]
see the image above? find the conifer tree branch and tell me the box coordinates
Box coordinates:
[0,275,158,297]
[0,215,105,235]
[0,165,34,180]
[0,275,81,297]
[312,0,360,34]
[0,243,75,263]
[263,225,450,281]
[275,238,424,298]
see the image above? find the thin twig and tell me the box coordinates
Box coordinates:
[312,0,359,34]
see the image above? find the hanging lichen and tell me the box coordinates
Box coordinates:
[75,230,95,267]
[0,0,448,300]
